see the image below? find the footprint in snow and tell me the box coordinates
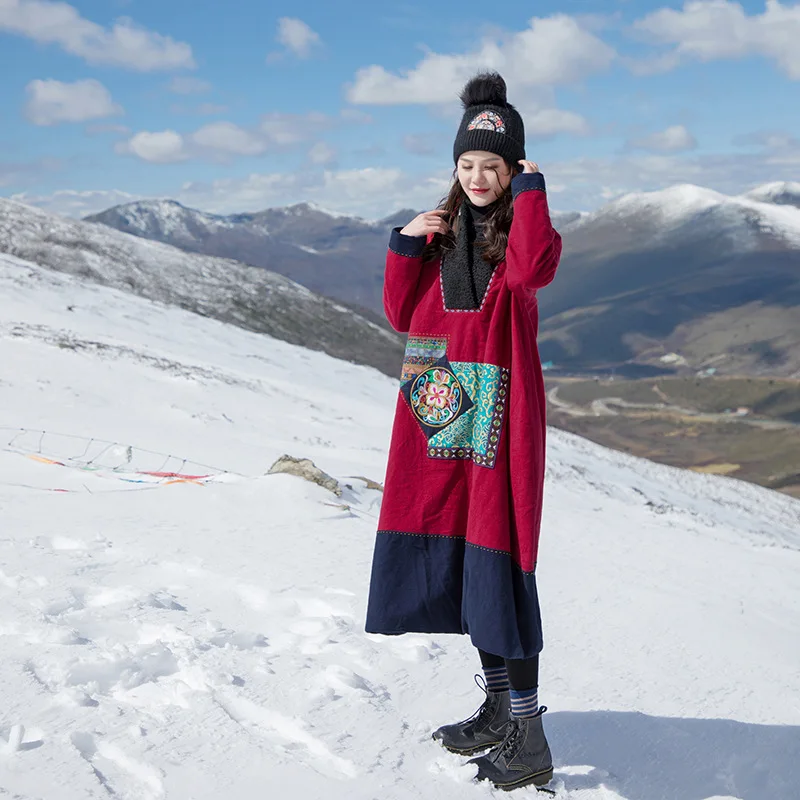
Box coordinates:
[312,664,389,703]
[70,731,165,799]
[215,690,357,780]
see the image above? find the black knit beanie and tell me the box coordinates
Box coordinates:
[453,72,525,166]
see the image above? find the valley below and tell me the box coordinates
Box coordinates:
[545,375,800,499]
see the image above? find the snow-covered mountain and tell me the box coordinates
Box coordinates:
[85,199,351,249]
[572,183,800,249]
[1,250,799,799]
[86,199,408,315]
[536,182,800,377]
[743,181,800,209]
[0,198,403,377]
[85,182,800,377]
[87,199,587,317]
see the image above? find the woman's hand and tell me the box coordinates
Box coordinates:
[517,160,540,174]
[400,209,450,237]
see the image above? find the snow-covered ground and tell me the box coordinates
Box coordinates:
[1,252,799,800]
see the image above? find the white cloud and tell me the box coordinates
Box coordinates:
[190,122,267,156]
[347,14,615,104]
[177,167,453,217]
[733,130,800,150]
[10,187,139,217]
[168,76,212,95]
[627,124,698,152]
[542,145,800,210]
[274,17,321,58]
[308,142,337,164]
[117,112,341,164]
[116,130,188,163]
[15,134,800,220]
[525,108,590,138]
[630,0,800,79]
[0,0,195,71]
[24,78,122,126]
[259,111,329,145]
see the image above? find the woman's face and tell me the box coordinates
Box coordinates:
[456,151,513,206]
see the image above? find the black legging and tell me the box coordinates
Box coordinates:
[478,648,539,691]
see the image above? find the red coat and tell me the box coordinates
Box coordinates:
[366,173,562,659]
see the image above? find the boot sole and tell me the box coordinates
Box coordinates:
[434,736,504,756]
[494,766,554,791]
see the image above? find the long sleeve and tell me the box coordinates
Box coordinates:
[383,227,427,333]
[505,173,562,296]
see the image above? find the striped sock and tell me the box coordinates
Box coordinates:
[482,665,510,694]
[509,687,540,718]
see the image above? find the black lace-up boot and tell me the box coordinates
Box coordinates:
[469,706,553,791]
[432,676,512,755]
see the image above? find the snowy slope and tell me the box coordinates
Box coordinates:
[0,198,403,378]
[84,198,421,326]
[1,252,799,799]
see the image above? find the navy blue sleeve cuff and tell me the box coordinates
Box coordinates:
[389,226,426,258]
[511,172,546,199]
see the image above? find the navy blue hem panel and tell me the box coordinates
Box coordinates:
[365,531,544,659]
[365,531,465,635]
[511,172,546,199]
[389,227,426,258]
[462,543,543,660]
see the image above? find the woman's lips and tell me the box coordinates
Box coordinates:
[471,188,489,194]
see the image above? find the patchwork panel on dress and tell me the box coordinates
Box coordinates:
[400,355,474,439]
[400,335,448,382]
[426,362,510,469]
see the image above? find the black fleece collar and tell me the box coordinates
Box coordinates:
[441,199,496,310]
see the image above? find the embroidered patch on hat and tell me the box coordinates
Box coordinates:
[467,110,506,134]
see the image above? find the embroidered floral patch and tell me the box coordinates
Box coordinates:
[400,335,448,382]
[426,362,510,469]
[400,355,474,439]
[467,110,506,134]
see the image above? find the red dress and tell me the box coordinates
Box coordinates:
[365,173,562,659]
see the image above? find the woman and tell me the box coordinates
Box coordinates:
[365,71,562,792]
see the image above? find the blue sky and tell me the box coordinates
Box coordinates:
[1,0,799,218]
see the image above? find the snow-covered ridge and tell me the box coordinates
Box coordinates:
[97,198,243,238]
[744,181,800,208]
[87,198,377,235]
[574,182,800,248]
[0,197,403,374]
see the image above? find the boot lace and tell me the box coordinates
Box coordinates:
[459,674,497,728]
[492,717,523,762]
[491,705,548,764]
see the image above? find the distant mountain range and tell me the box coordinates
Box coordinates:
[539,182,800,377]
[4,180,800,379]
[85,200,414,317]
[85,181,800,378]
[0,199,404,378]
[85,200,584,317]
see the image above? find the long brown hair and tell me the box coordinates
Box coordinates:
[422,163,520,265]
